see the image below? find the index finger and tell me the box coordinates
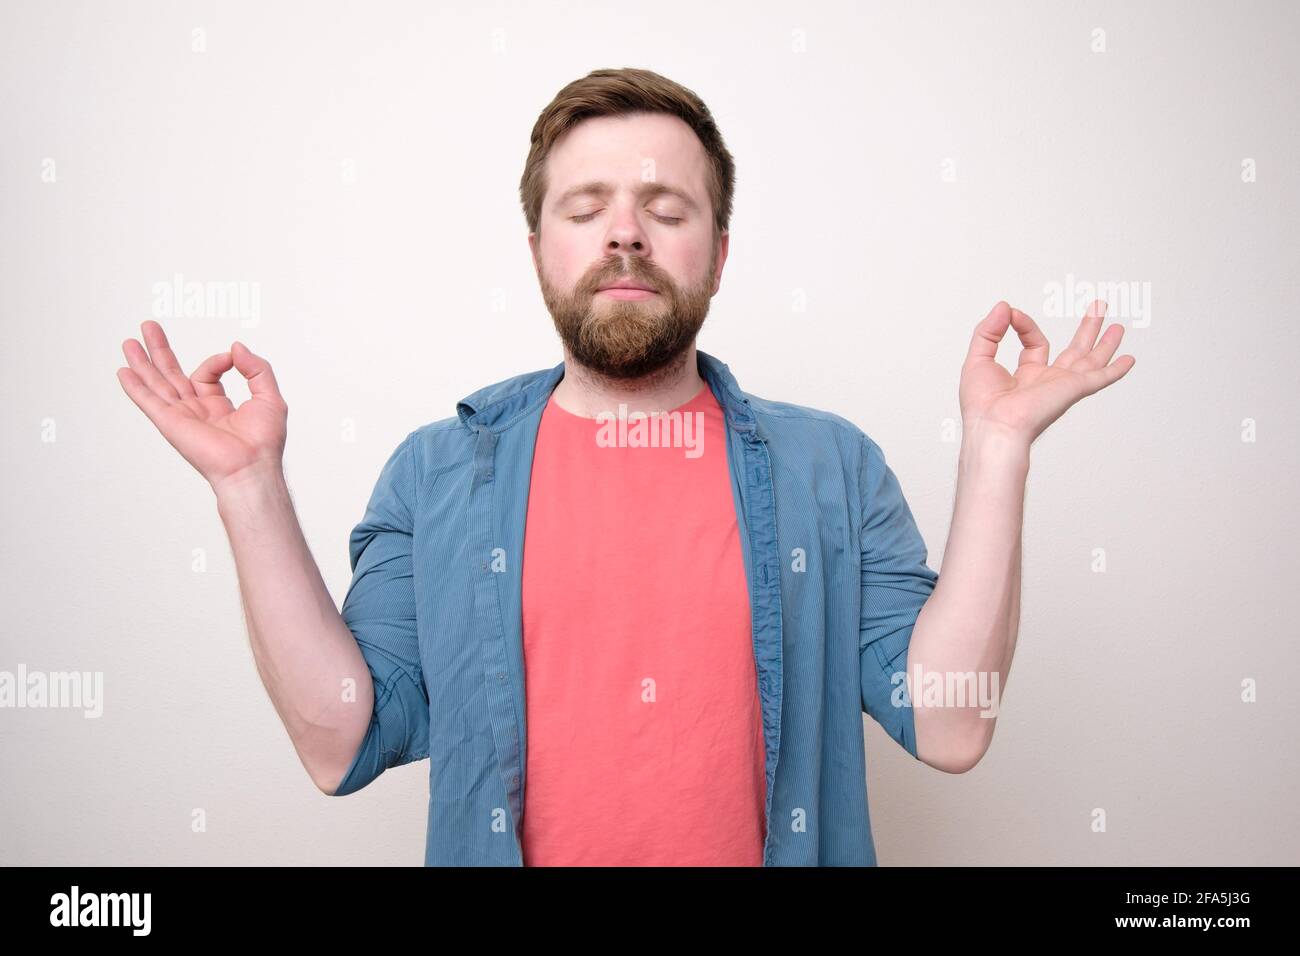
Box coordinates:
[1008,307,1050,368]
[191,351,235,398]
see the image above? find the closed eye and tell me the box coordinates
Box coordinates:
[570,210,683,225]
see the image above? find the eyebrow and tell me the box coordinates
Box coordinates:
[554,179,701,212]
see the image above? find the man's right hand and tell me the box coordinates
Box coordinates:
[116,320,289,496]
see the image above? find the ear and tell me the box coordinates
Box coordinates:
[528,232,541,278]
[711,230,730,295]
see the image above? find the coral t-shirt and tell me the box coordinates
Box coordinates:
[519,381,767,866]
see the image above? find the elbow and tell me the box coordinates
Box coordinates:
[925,750,981,775]
[309,760,347,797]
[314,773,342,797]
[310,704,380,797]
[944,749,985,774]
[305,736,365,797]
[948,735,991,774]
[918,723,992,774]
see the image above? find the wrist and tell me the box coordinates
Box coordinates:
[959,417,1032,473]
[214,460,289,515]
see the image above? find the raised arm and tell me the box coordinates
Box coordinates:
[909,300,1134,772]
[116,320,372,793]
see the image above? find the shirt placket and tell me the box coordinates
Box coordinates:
[467,421,527,865]
[722,402,785,867]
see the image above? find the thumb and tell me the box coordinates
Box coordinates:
[230,341,285,403]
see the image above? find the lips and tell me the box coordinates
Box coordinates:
[597,287,658,301]
[597,279,657,293]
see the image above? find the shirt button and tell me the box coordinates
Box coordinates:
[497,672,507,681]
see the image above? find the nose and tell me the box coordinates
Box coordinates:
[602,200,649,257]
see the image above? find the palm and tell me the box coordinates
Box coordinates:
[959,300,1135,443]
[157,387,284,481]
[116,320,288,490]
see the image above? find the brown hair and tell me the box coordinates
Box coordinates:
[519,67,735,243]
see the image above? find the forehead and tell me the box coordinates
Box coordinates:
[545,112,710,203]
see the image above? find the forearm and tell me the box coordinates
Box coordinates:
[215,463,373,792]
[909,419,1029,771]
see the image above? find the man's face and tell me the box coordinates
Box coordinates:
[529,112,729,380]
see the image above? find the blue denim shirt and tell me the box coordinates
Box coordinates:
[330,350,939,866]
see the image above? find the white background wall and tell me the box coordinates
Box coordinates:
[1,0,1296,865]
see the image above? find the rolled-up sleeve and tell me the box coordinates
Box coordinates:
[858,433,939,759]
[330,431,431,796]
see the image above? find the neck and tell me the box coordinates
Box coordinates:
[550,343,705,419]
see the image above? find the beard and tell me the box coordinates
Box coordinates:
[538,245,717,381]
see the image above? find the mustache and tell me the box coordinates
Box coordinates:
[585,259,666,292]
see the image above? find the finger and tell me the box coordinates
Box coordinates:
[191,351,235,398]
[1054,300,1107,369]
[116,366,175,430]
[1078,354,1136,396]
[1078,322,1125,371]
[122,337,182,403]
[141,320,197,399]
[965,301,1013,364]
[230,341,286,405]
[1008,307,1051,368]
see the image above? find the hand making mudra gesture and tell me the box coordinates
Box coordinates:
[116,320,290,496]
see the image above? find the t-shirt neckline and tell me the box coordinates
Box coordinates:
[545,381,711,422]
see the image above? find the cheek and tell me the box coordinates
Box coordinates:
[660,258,703,291]
[541,241,589,288]
[659,235,712,283]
